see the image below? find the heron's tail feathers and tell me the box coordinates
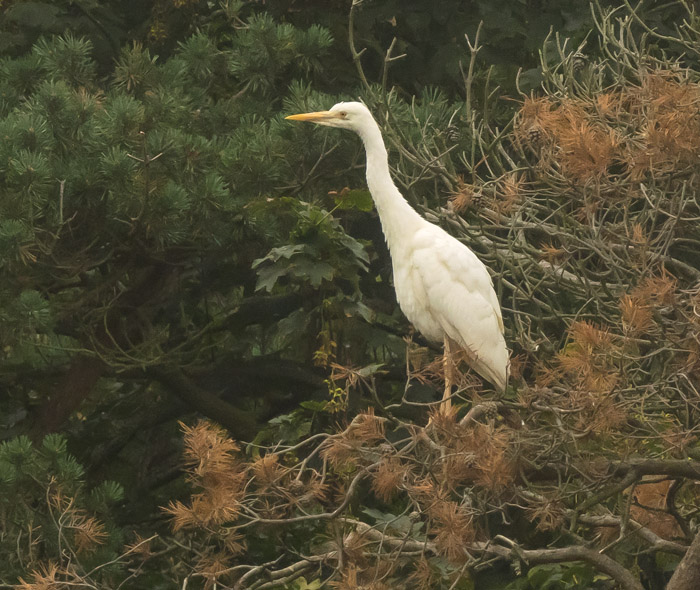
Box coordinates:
[449,336,509,393]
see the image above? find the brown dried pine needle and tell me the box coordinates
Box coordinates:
[557,321,620,393]
[71,514,108,555]
[371,456,406,502]
[637,72,700,168]
[250,453,284,489]
[347,408,385,442]
[554,110,618,181]
[320,435,363,469]
[408,557,438,590]
[428,499,474,563]
[165,420,246,531]
[524,494,566,532]
[494,172,524,214]
[181,419,241,478]
[17,562,61,590]
[449,176,477,212]
[620,294,654,335]
[632,271,677,307]
[330,566,391,590]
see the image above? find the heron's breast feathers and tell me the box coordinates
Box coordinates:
[391,227,509,390]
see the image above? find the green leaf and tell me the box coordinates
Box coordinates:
[343,298,374,322]
[294,577,322,590]
[291,259,335,286]
[337,233,369,266]
[255,264,288,292]
[527,564,563,589]
[300,400,329,411]
[655,552,682,573]
[274,309,309,347]
[334,189,374,212]
[362,507,391,522]
[362,508,422,536]
[252,244,306,268]
[356,363,385,377]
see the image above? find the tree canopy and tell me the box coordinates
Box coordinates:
[1,1,700,590]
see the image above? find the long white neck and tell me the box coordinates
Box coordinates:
[357,121,424,252]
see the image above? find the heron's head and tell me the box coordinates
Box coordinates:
[285,101,375,134]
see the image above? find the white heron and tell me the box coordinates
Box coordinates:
[286,102,508,405]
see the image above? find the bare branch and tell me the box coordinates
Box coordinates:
[667,532,700,590]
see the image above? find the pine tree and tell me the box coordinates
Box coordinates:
[0,433,124,582]
[4,2,700,589]
[0,11,383,586]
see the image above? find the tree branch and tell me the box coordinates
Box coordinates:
[31,355,105,439]
[348,0,370,90]
[146,366,259,440]
[220,293,305,331]
[610,459,700,480]
[345,520,645,590]
[577,514,687,556]
[474,544,645,590]
[667,532,700,590]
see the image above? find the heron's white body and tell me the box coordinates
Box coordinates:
[287,102,509,391]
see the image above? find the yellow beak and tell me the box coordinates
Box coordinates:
[285,110,339,122]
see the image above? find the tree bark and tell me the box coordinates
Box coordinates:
[479,545,645,590]
[667,532,700,590]
[32,355,105,439]
[147,366,260,440]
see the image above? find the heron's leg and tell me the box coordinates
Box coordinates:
[442,335,454,411]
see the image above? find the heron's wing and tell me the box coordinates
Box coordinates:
[412,227,509,391]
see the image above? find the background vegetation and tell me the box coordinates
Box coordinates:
[1,1,700,589]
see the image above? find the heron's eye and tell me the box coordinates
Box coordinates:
[339,111,347,118]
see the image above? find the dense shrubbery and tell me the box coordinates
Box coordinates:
[2,1,700,589]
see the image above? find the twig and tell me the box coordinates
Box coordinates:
[348,0,370,90]
[461,22,483,124]
[381,37,406,92]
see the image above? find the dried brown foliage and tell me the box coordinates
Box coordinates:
[371,457,405,502]
[517,97,618,181]
[449,176,479,212]
[634,72,700,173]
[196,552,232,590]
[17,562,61,590]
[491,172,524,216]
[525,494,566,532]
[557,321,620,394]
[632,271,677,307]
[428,500,475,563]
[408,557,438,590]
[164,420,246,531]
[320,435,364,469]
[347,409,385,442]
[620,294,653,336]
[320,410,387,469]
[539,241,567,264]
[409,350,480,393]
[330,565,391,590]
[160,11,700,589]
[42,488,109,557]
[181,419,242,477]
[518,71,700,184]
[72,515,108,555]
[407,476,449,509]
[250,452,283,488]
